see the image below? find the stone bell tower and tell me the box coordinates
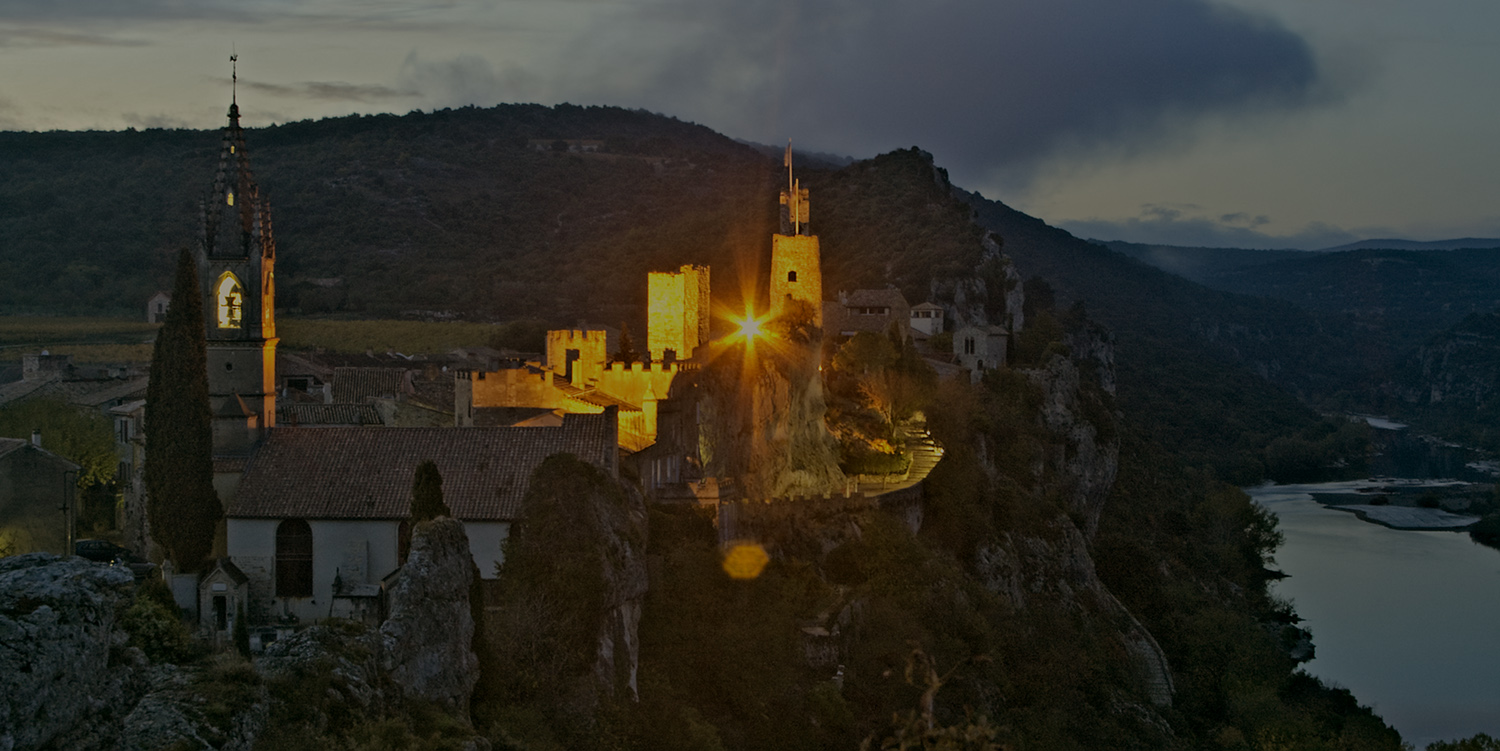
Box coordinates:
[196,67,277,460]
[769,142,822,327]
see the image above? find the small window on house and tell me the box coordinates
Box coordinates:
[788,270,797,282]
[964,337,976,355]
[275,519,313,598]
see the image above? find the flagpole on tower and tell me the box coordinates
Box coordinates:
[785,140,799,235]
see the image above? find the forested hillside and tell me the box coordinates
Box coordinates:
[963,191,1366,482]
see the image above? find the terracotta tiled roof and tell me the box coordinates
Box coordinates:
[277,403,385,426]
[0,437,80,469]
[555,382,640,412]
[332,367,410,403]
[473,407,559,427]
[65,377,149,409]
[228,411,617,522]
[0,374,57,408]
[841,288,909,309]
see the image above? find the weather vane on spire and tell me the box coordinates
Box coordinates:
[231,51,238,103]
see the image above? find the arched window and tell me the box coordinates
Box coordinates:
[787,270,798,282]
[275,519,313,598]
[215,272,244,329]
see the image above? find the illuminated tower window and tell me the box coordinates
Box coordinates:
[227,191,235,206]
[216,273,244,329]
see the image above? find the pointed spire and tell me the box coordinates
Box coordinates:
[228,53,240,123]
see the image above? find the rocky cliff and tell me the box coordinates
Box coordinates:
[689,323,847,500]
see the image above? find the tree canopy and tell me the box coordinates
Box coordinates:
[143,248,220,572]
[409,460,451,522]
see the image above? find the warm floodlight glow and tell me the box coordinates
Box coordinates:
[737,316,762,339]
[722,542,769,580]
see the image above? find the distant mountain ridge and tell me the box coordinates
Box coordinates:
[1320,238,1500,252]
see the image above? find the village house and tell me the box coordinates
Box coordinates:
[147,291,171,323]
[823,288,913,340]
[953,324,1009,382]
[0,433,79,556]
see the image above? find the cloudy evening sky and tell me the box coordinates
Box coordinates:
[2,0,1497,249]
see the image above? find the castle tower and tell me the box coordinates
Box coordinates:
[770,143,822,326]
[196,80,277,459]
[647,264,711,361]
[546,328,609,385]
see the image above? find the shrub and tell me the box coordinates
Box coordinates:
[120,589,198,664]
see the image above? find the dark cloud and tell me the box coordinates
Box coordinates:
[0,27,148,47]
[1059,203,1363,249]
[564,0,1329,188]
[243,80,413,103]
[0,0,461,33]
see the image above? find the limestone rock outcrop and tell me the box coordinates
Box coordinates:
[380,517,479,713]
[970,326,1173,707]
[0,553,144,751]
[1023,351,1118,540]
[691,334,847,500]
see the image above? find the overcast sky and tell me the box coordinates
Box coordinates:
[2,0,1497,249]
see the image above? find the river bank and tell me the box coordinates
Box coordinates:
[1250,482,1500,747]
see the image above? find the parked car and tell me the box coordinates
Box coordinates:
[73,539,157,580]
[74,539,129,563]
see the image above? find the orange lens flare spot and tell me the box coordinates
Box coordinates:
[722,542,770,580]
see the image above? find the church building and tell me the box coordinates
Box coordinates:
[179,91,620,626]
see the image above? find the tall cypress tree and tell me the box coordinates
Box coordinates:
[410,460,451,521]
[144,247,221,572]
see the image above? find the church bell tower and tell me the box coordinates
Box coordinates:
[197,62,277,459]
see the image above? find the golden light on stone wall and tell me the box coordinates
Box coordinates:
[722,541,769,580]
[648,265,710,361]
[770,234,822,327]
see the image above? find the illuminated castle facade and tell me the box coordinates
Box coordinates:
[769,169,822,326]
[647,264,710,361]
[195,97,277,462]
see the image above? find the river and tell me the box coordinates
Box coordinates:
[1250,480,1500,747]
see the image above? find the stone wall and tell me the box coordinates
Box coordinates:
[771,234,823,327]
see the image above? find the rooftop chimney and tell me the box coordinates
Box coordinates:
[30,429,41,448]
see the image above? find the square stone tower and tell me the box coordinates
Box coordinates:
[770,180,822,327]
[648,264,710,361]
